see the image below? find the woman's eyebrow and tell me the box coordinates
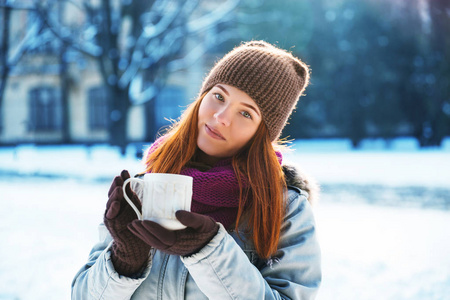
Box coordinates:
[216,84,260,117]
[216,84,230,96]
[241,103,261,117]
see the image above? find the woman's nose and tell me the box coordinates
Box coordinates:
[214,107,231,127]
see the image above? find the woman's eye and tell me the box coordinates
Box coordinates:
[214,93,224,102]
[241,111,252,119]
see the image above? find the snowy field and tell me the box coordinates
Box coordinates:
[0,138,449,300]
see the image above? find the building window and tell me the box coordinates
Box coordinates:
[29,86,62,132]
[88,86,109,130]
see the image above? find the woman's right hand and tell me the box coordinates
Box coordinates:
[103,170,151,277]
[105,170,141,222]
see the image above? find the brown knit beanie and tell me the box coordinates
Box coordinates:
[200,40,310,141]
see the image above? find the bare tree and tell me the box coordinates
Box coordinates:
[1,0,46,134]
[424,0,450,146]
[31,0,247,154]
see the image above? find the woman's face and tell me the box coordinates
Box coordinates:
[197,84,262,165]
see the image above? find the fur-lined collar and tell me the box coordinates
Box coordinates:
[282,164,319,205]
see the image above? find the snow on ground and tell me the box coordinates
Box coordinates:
[0,179,108,300]
[284,138,450,189]
[0,138,449,299]
[0,137,449,187]
[315,200,450,300]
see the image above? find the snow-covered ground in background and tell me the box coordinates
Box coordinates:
[0,138,449,300]
[0,137,449,187]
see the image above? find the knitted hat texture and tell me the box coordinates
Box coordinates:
[200,40,310,141]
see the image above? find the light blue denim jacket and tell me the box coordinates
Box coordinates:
[72,184,321,299]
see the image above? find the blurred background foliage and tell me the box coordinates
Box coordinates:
[0,0,449,153]
[235,0,450,148]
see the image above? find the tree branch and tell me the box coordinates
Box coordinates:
[0,1,35,10]
[168,29,237,72]
[8,18,45,65]
[34,1,102,57]
[118,1,192,88]
[187,0,240,33]
[128,75,160,105]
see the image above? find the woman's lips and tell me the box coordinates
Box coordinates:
[205,124,225,140]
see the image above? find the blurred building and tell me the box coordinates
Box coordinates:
[0,3,222,146]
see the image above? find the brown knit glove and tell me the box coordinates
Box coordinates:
[128,210,219,256]
[104,170,151,276]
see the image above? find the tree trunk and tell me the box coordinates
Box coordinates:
[56,2,70,143]
[0,5,11,137]
[100,0,128,155]
[144,97,157,142]
[59,45,71,143]
[109,86,129,155]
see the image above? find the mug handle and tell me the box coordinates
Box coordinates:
[122,178,144,221]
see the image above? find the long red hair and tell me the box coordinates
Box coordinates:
[143,92,286,259]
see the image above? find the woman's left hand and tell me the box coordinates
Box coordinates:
[128,210,219,256]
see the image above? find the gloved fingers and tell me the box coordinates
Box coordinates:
[140,220,177,245]
[127,220,149,240]
[106,187,142,222]
[106,186,123,210]
[128,220,175,248]
[120,170,133,197]
[106,199,121,220]
[108,175,124,197]
[129,192,142,211]
[120,169,131,181]
[175,210,216,232]
[107,170,130,197]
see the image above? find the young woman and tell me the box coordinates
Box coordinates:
[72,41,321,299]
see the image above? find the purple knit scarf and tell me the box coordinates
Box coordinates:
[147,137,282,229]
[181,159,241,229]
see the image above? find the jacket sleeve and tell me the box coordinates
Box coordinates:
[181,189,322,299]
[71,223,152,300]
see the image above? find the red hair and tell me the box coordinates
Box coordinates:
[143,92,286,259]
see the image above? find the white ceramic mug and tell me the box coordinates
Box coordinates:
[122,173,193,230]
